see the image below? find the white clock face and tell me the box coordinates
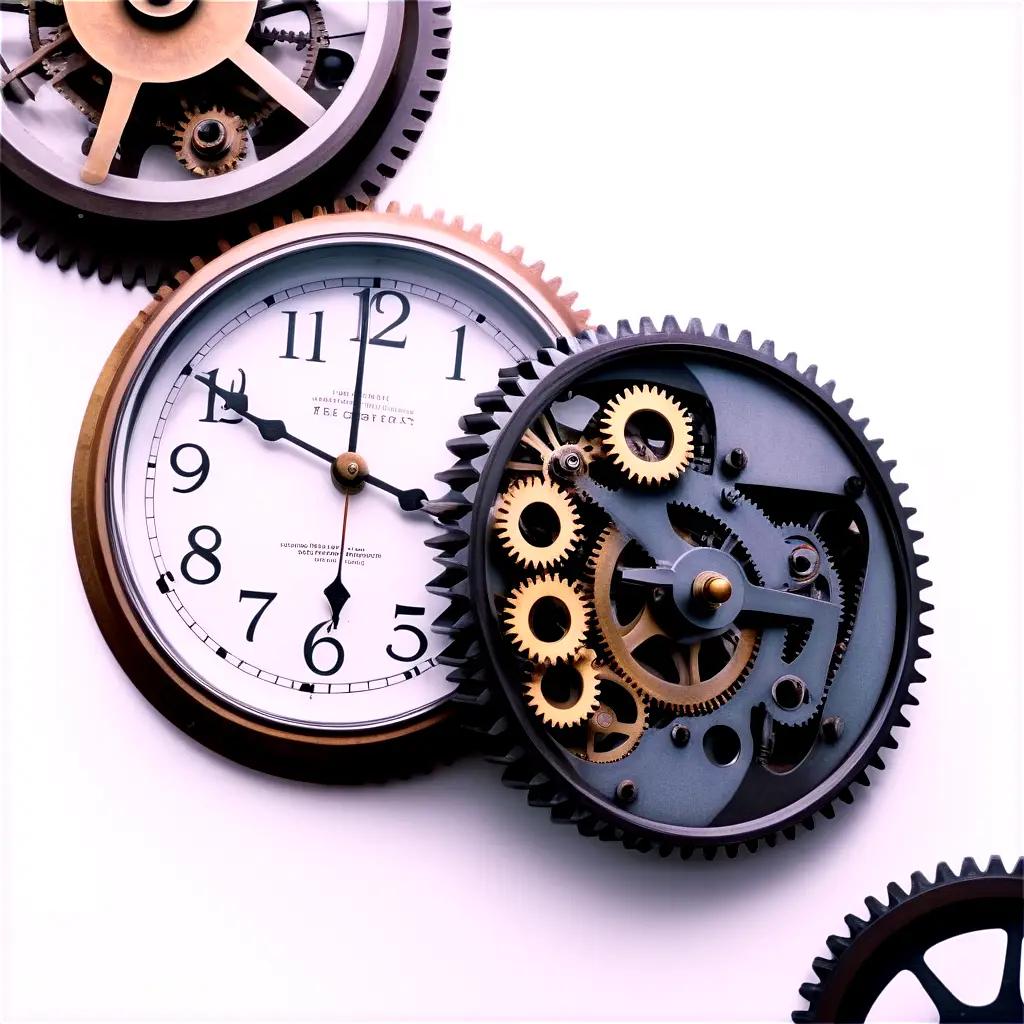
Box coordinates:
[108,236,560,731]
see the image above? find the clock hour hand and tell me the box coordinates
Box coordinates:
[196,373,334,462]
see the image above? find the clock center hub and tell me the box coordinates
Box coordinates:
[332,451,368,494]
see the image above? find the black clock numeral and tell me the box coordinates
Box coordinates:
[280,309,326,362]
[169,443,210,493]
[304,621,345,676]
[239,590,277,642]
[386,604,429,663]
[447,325,467,381]
[200,367,246,423]
[180,525,222,585]
[352,288,410,349]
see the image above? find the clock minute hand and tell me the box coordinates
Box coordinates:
[364,474,427,513]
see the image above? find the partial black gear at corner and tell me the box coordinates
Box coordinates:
[0,1,450,289]
[793,856,1024,1021]
[428,317,932,859]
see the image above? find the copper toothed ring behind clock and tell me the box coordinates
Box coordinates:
[524,647,602,728]
[502,574,592,665]
[601,384,694,485]
[493,477,583,570]
[590,526,758,713]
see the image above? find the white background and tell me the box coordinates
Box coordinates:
[2,2,1022,1022]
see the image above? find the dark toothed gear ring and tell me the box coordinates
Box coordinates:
[429,317,931,859]
[0,1,450,288]
[794,856,1024,1021]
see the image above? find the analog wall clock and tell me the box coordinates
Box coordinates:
[0,0,449,288]
[72,205,589,780]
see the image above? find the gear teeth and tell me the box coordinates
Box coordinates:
[494,478,582,570]
[600,384,694,486]
[793,857,1023,1021]
[502,574,592,665]
[435,316,929,861]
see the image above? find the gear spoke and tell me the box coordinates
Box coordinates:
[997,920,1023,1002]
[0,25,70,89]
[231,42,324,125]
[622,606,666,653]
[908,956,971,1019]
[81,74,140,184]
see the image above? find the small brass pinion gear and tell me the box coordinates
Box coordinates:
[502,574,592,665]
[173,107,248,177]
[494,477,582,569]
[525,648,602,728]
[431,318,931,859]
[601,383,693,485]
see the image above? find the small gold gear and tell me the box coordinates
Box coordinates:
[173,107,248,177]
[525,648,602,728]
[590,527,757,713]
[494,477,583,569]
[503,574,591,665]
[569,668,648,763]
[600,384,694,485]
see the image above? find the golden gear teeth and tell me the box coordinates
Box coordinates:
[524,648,603,728]
[600,383,694,485]
[493,477,582,570]
[502,574,592,666]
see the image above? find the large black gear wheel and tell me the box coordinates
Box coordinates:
[793,856,1024,1021]
[429,317,932,858]
[0,1,450,289]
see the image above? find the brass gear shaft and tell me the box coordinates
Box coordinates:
[589,526,758,713]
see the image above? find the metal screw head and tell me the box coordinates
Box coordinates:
[551,445,587,479]
[615,779,638,805]
[844,475,865,498]
[822,715,844,743]
[720,487,741,509]
[723,447,748,476]
[670,724,691,748]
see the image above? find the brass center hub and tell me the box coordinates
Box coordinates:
[692,570,733,607]
[332,451,368,493]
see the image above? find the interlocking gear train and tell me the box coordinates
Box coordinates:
[430,317,931,857]
[793,856,1024,1022]
[0,0,449,287]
